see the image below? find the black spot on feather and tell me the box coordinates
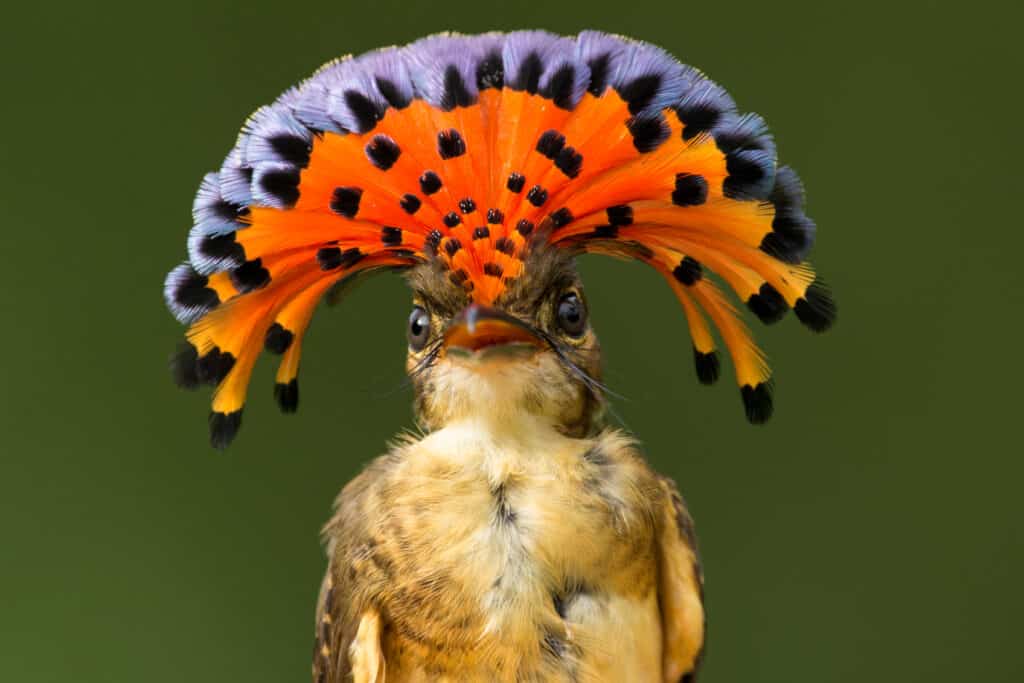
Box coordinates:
[344,90,384,133]
[526,185,548,207]
[483,262,503,277]
[199,231,245,265]
[211,198,248,222]
[472,226,490,240]
[672,173,708,206]
[375,77,410,109]
[554,147,583,178]
[365,134,401,170]
[549,207,574,228]
[673,257,703,286]
[506,172,526,193]
[441,65,474,110]
[424,230,443,255]
[459,197,476,214]
[399,193,421,214]
[606,205,633,226]
[444,238,462,256]
[723,150,770,199]
[516,219,535,237]
[173,269,219,310]
[330,186,362,218]
[627,113,670,153]
[762,167,815,263]
[513,53,543,93]
[536,130,565,159]
[487,208,504,224]
[443,212,461,228]
[587,54,611,96]
[209,410,242,450]
[197,346,235,386]
[419,170,442,195]
[274,378,299,413]
[495,237,515,254]
[317,247,364,271]
[437,129,466,159]
[618,74,662,115]
[230,258,270,293]
[268,134,311,168]
[380,226,402,246]
[542,64,576,109]
[264,322,294,354]
[476,52,504,90]
[714,121,771,155]
[747,283,788,324]
[259,168,301,207]
[676,101,722,141]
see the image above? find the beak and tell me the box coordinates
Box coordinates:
[443,304,545,358]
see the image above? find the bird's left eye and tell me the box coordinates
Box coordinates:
[407,306,431,350]
[556,293,587,337]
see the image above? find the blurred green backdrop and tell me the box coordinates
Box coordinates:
[1,0,1021,680]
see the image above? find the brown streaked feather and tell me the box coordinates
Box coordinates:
[655,475,706,682]
[313,454,400,683]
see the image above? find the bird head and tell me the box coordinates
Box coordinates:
[404,247,602,435]
[163,31,836,448]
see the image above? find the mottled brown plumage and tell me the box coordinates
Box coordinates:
[312,248,704,682]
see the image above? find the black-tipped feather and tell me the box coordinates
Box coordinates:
[794,278,837,332]
[274,379,300,413]
[747,283,788,325]
[741,382,773,424]
[170,343,200,390]
[209,410,242,449]
[693,348,720,386]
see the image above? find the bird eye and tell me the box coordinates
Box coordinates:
[556,293,587,337]
[407,306,431,350]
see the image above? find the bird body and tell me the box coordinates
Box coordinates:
[162,30,835,681]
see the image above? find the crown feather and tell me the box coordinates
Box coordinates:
[164,30,835,447]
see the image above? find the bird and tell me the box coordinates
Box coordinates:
[163,30,835,682]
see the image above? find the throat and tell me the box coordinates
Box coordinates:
[415,356,598,437]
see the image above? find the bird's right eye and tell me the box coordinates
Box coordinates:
[407,306,431,350]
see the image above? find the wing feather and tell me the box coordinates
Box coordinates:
[656,475,706,682]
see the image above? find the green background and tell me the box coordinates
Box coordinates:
[2,1,1020,680]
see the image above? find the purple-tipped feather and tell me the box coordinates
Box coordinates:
[242,105,313,167]
[291,78,344,134]
[187,172,246,274]
[404,33,504,107]
[164,263,218,324]
[764,165,816,262]
[356,46,416,108]
[574,30,631,87]
[612,38,699,115]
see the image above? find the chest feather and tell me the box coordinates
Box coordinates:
[360,419,663,680]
